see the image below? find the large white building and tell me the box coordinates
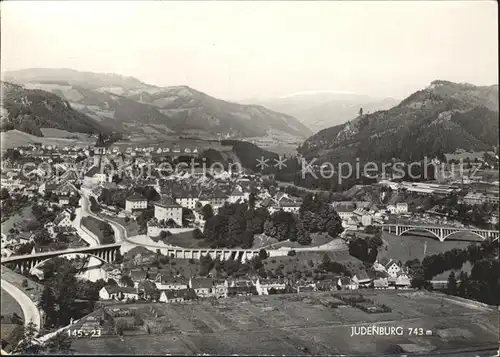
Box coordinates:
[154,199,183,226]
[125,193,148,213]
[463,192,499,205]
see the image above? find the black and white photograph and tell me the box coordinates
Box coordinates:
[0,1,499,356]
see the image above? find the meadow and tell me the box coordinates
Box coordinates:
[70,290,499,355]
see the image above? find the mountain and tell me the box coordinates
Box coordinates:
[0,81,112,137]
[299,80,499,163]
[3,68,311,140]
[241,92,400,132]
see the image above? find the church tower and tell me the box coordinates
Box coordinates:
[94,133,106,167]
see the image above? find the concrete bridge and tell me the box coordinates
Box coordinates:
[1,242,260,273]
[1,244,121,274]
[381,224,499,242]
[122,242,259,262]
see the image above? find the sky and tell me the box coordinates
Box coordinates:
[1,1,498,101]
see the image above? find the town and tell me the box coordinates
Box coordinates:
[2,134,499,346]
[1,1,499,355]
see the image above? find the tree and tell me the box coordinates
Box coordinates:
[258,249,268,260]
[107,278,118,286]
[296,221,311,245]
[201,204,214,220]
[287,250,296,256]
[11,321,42,355]
[199,255,214,276]
[114,250,123,264]
[119,275,134,288]
[359,107,363,116]
[22,279,29,288]
[45,331,73,355]
[34,228,52,245]
[447,271,457,295]
[39,287,57,327]
[193,228,205,240]
[248,192,256,210]
[0,188,9,200]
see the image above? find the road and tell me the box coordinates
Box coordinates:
[72,196,100,246]
[1,279,41,331]
[75,185,128,244]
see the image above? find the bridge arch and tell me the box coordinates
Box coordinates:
[30,253,108,271]
[399,227,442,241]
[441,230,487,242]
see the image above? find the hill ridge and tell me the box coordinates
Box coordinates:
[4,68,311,140]
[298,80,499,163]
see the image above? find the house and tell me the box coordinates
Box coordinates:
[395,273,411,288]
[337,206,356,219]
[53,210,73,228]
[58,196,70,206]
[353,208,372,226]
[396,203,408,214]
[125,193,148,213]
[352,272,372,287]
[99,285,140,301]
[386,205,397,214]
[255,278,286,295]
[189,278,214,298]
[227,285,257,296]
[213,279,229,298]
[337,277,358,290]
[316,279,337,291]
[158,288,197,303]
[463,192,499,205]
[372,260,386,272]
[373,278,389,289]
[53,182,78,197]
[154,275,189,290]
[17,232,34,245]
[385,260,401,278]
[154,199,183,227]
[83,166,107,186]
[198,190,228,209]
[174,190,200,210]
[296,282,317,293]
[228,187,247,203]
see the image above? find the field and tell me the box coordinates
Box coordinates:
[70,290,499,355]
[81,216,113,244]
[1,289,23,320]
[1,205,34,231]
[122,249,201,279]
[0,266,44,303]
[100,214,141,237]
[0,129,93,150]
[255,233,338,250]
[263,249,363,278]
[111,135,230,152]
[162,230,211,249]
[444,150,495,162]
[378,232,480,263]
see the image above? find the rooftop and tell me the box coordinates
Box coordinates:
[126,193,147,202]
[155,198,182,209]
